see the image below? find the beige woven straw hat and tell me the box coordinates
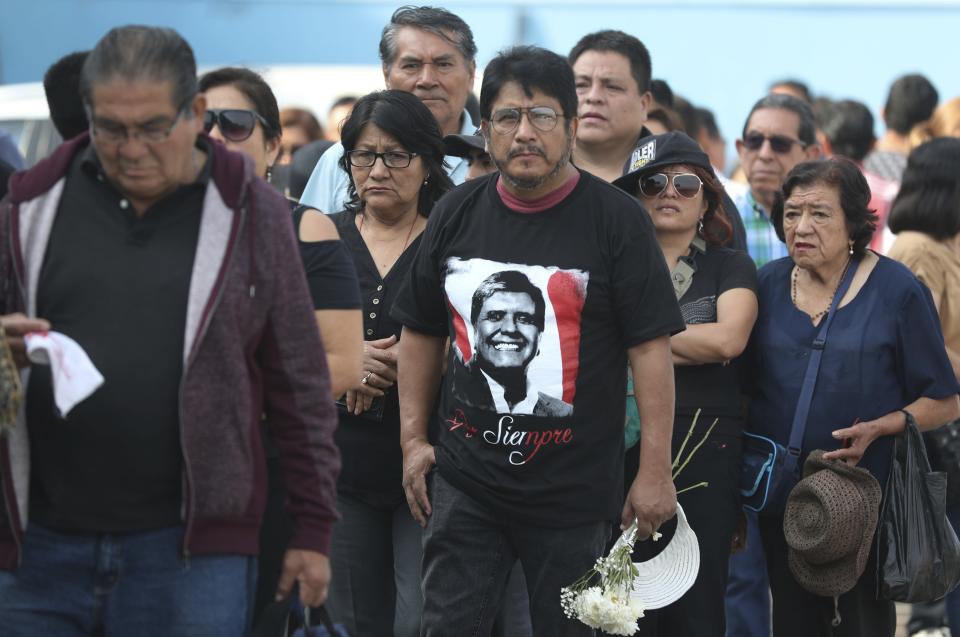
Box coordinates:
[783,449,882,597]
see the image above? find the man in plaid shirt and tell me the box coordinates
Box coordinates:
[733,94,822,267]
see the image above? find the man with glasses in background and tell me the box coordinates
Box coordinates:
[0,25,340,636]
[723,92,820,637]
[299,5,477,212]
[733,94,822,267]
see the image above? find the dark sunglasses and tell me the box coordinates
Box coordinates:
[203,109,270,142]
[742,132,806,154]
[638,173,703,199]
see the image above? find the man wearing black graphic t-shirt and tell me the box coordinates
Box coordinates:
[392,46,684,635]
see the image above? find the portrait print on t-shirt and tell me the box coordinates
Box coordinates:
[445,257,588,418]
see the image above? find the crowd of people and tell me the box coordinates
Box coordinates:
[0,5,959,637]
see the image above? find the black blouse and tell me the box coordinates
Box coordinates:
[292,206,361,310]
[329,209,425,506]
[674,243,757,423]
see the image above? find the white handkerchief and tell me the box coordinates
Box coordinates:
[24,331,104,417]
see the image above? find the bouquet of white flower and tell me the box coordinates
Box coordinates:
[560,518,652,635]
[560,409,715,635]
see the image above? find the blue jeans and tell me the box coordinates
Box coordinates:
[725,511,771,637]
[421,471,610,637]
[0,523,256,637]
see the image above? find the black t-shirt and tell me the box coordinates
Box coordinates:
[392,171,684,527]
[292,205,362,311]
[330,209,424,507]
[26,144,207,532]
[673,243,758,420]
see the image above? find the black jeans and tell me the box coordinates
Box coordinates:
[758,514,895,637]
[421,471,610,637]
[631,418,743,637]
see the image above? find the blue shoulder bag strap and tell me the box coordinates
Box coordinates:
[783,256,861,479]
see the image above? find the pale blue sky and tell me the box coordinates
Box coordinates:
[5,1,959,166]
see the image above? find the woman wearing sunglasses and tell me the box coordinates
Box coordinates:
[323,90,452,637]
[198,67,283,180]
[198,67,364,632]
[613,131,758,637]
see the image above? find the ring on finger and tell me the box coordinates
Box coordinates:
[361,371,373,385]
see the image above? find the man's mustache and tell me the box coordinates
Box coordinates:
[507,145,546,160]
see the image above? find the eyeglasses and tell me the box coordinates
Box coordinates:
[203,109,271,142]
[345,150,418,169]
[638,173,703,199]
[490,107,562,134]
[742,133,807,154]
[89,100,190,146]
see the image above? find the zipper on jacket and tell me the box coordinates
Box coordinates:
[178,202,248,559]
[5,207,26,565]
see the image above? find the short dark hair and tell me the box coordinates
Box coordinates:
[470,270,546,331]
[568,30,652,94]
[280,107,323,141]
[44,51,90,140]
[888,138,960,240]
[646,108,685,133]
[379,5,477,67]
[742,93,817,146]
[672,96,698,138]
[694,107,722,141]
[649,79,674,108]
[821,99,876,162]
[769,79,813,104]
[198,67,282,141]
[771,158,877,257]
[884,74,939,135]
[329,95,358,111]
[338,90,453,217]
[81,26,197,114]
[480,46,578,121]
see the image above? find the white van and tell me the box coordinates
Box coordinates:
[0,82,60,168]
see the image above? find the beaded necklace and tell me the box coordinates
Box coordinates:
[791,258,853,324]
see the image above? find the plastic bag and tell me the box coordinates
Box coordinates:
[875,411,960,602]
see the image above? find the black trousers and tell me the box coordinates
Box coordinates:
[630,415,744,637]
[758,514,895,637]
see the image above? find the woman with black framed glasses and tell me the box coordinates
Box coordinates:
[613,131,758,637]
[325,90,453,637]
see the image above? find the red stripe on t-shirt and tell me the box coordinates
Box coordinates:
[547,271,585,404]
[448,298,471,363]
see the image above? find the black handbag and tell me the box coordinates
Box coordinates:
[876,411,960,602]
[740,257,859,514]
[334,394,385,423]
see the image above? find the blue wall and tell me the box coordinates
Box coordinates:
[5,1,960,165]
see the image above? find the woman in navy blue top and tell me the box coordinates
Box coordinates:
[744,158,960,637]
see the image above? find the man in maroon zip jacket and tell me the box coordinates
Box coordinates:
[0,25,340,636]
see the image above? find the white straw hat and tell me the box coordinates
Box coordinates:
[625,503,700,609]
